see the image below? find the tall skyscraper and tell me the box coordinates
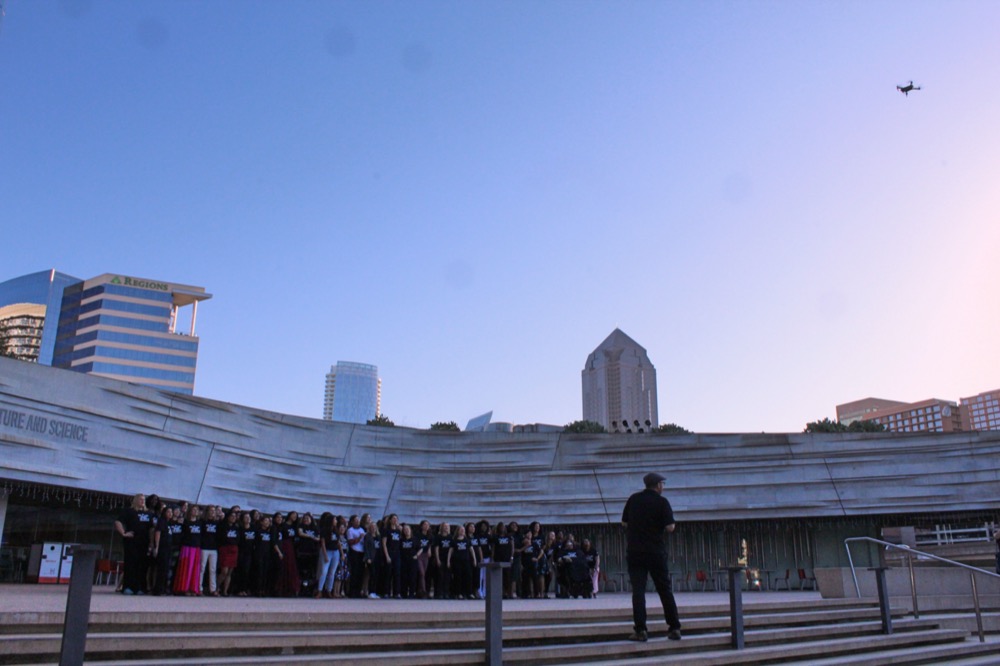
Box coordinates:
[581,328,658,432]
[0,270,210,394]
[323,361,381,424]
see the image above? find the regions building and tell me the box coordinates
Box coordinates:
[323,361,381,424]
[582,328,658,432]
[0,270,211,394]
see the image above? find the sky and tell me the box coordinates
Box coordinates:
[1,1,998,433]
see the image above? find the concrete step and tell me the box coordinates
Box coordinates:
[0,618,951,665]
[9,627,978,666]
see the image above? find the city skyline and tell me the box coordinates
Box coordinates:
[2,2,997,431]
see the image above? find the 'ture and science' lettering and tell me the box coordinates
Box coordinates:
[0,408,89,442]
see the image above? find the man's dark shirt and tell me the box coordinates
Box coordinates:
[622,488,675,554]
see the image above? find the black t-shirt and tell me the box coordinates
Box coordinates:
[201,520,219,550]
[452,537,471,560]
[154,520,172,552]
[436,535,453,560]
[255,528,273,555]
[622,488,675,554]
[401,538,415,555]
[181,520,203,549]
[584,548,599,568]
[118,508,154,547]
[221,524,241,547]
[241,528,257,550]
[298,527,319,554]
[417,535,432,553]
[492,535,514,563]
[385,528,402,554]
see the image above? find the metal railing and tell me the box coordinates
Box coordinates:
[844,536,1000,643]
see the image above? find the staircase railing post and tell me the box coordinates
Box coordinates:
[482,561,510,666]
[59,544,100,666]
[727,566,746,649]
[868,567,892,635]
[970,571,985,643]
[906,551,919,619]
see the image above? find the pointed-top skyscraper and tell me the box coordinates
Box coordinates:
[582,329,658,432]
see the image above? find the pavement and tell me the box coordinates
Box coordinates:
[0,583,824,616]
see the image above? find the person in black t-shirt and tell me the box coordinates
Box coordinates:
[115,493,153,595]
[400,523,417,599]
[150,505,174,596]
[448,525,478,599]
[296,513,320,595]
[491,522,514,598]
[381,514,403,598]
[252,515,273,597]
[236,513,255,597]
[622,472,682,642]
[434,523,453,599]
[415,520,433,598]
[218,510,241,597]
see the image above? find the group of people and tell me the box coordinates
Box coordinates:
[113,493,602,601]
[115,470,684,645]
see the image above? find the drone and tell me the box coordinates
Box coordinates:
[897,81,921,96]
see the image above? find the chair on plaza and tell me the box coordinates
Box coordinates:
[772,569,792,590]
[695,569,716,591]
[94,558,115,585]
[798,568,817,590]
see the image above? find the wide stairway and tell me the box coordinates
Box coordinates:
[2,597,999,665]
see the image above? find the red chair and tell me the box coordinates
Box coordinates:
[695,570,716,591]
[772,569,791,590]
[94,558,114,585]
[798,568,817,590]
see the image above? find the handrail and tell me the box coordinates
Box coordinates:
[844,536,1000,642]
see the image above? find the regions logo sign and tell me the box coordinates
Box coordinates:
[110,276,169,292]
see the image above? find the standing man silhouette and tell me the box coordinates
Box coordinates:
[622,472,682,642]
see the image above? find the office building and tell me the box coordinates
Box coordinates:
[0,270,210,394]
[323,361,380,424]
[838,388,1000,434]
[582,328,658,432]
[836,398,910,425]
[0,270,81,364]
[960,389,1000,431]
[858,398,963,433]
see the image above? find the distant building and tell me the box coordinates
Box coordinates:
[859,398,963,433]
[323,361,381,424]
[0,303,45,361]
[836,398,910,425]
[960,389,1000,432]
[0,270,81,364]
[0,270,210,394]
[464,411,493,432]
[582,328,658,432]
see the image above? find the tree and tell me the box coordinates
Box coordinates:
[804,418,846,433]
[655,423,692,435]
[430,421,460,431]
[846,419,887,433]
[804,418,886,433]
[563,420,606,434]
[367,414,395,427]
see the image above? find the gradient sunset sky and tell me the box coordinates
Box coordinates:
[1,1,997,431]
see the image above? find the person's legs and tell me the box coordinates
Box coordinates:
[626,551,650,634]
[648,552,681,632]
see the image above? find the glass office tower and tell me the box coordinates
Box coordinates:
[0,270,81,364]
[323,361,381,424]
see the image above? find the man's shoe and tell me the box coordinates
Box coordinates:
[628,630,648,642]
[667,628,682,641]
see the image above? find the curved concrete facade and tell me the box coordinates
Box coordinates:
[2,357,999,524]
